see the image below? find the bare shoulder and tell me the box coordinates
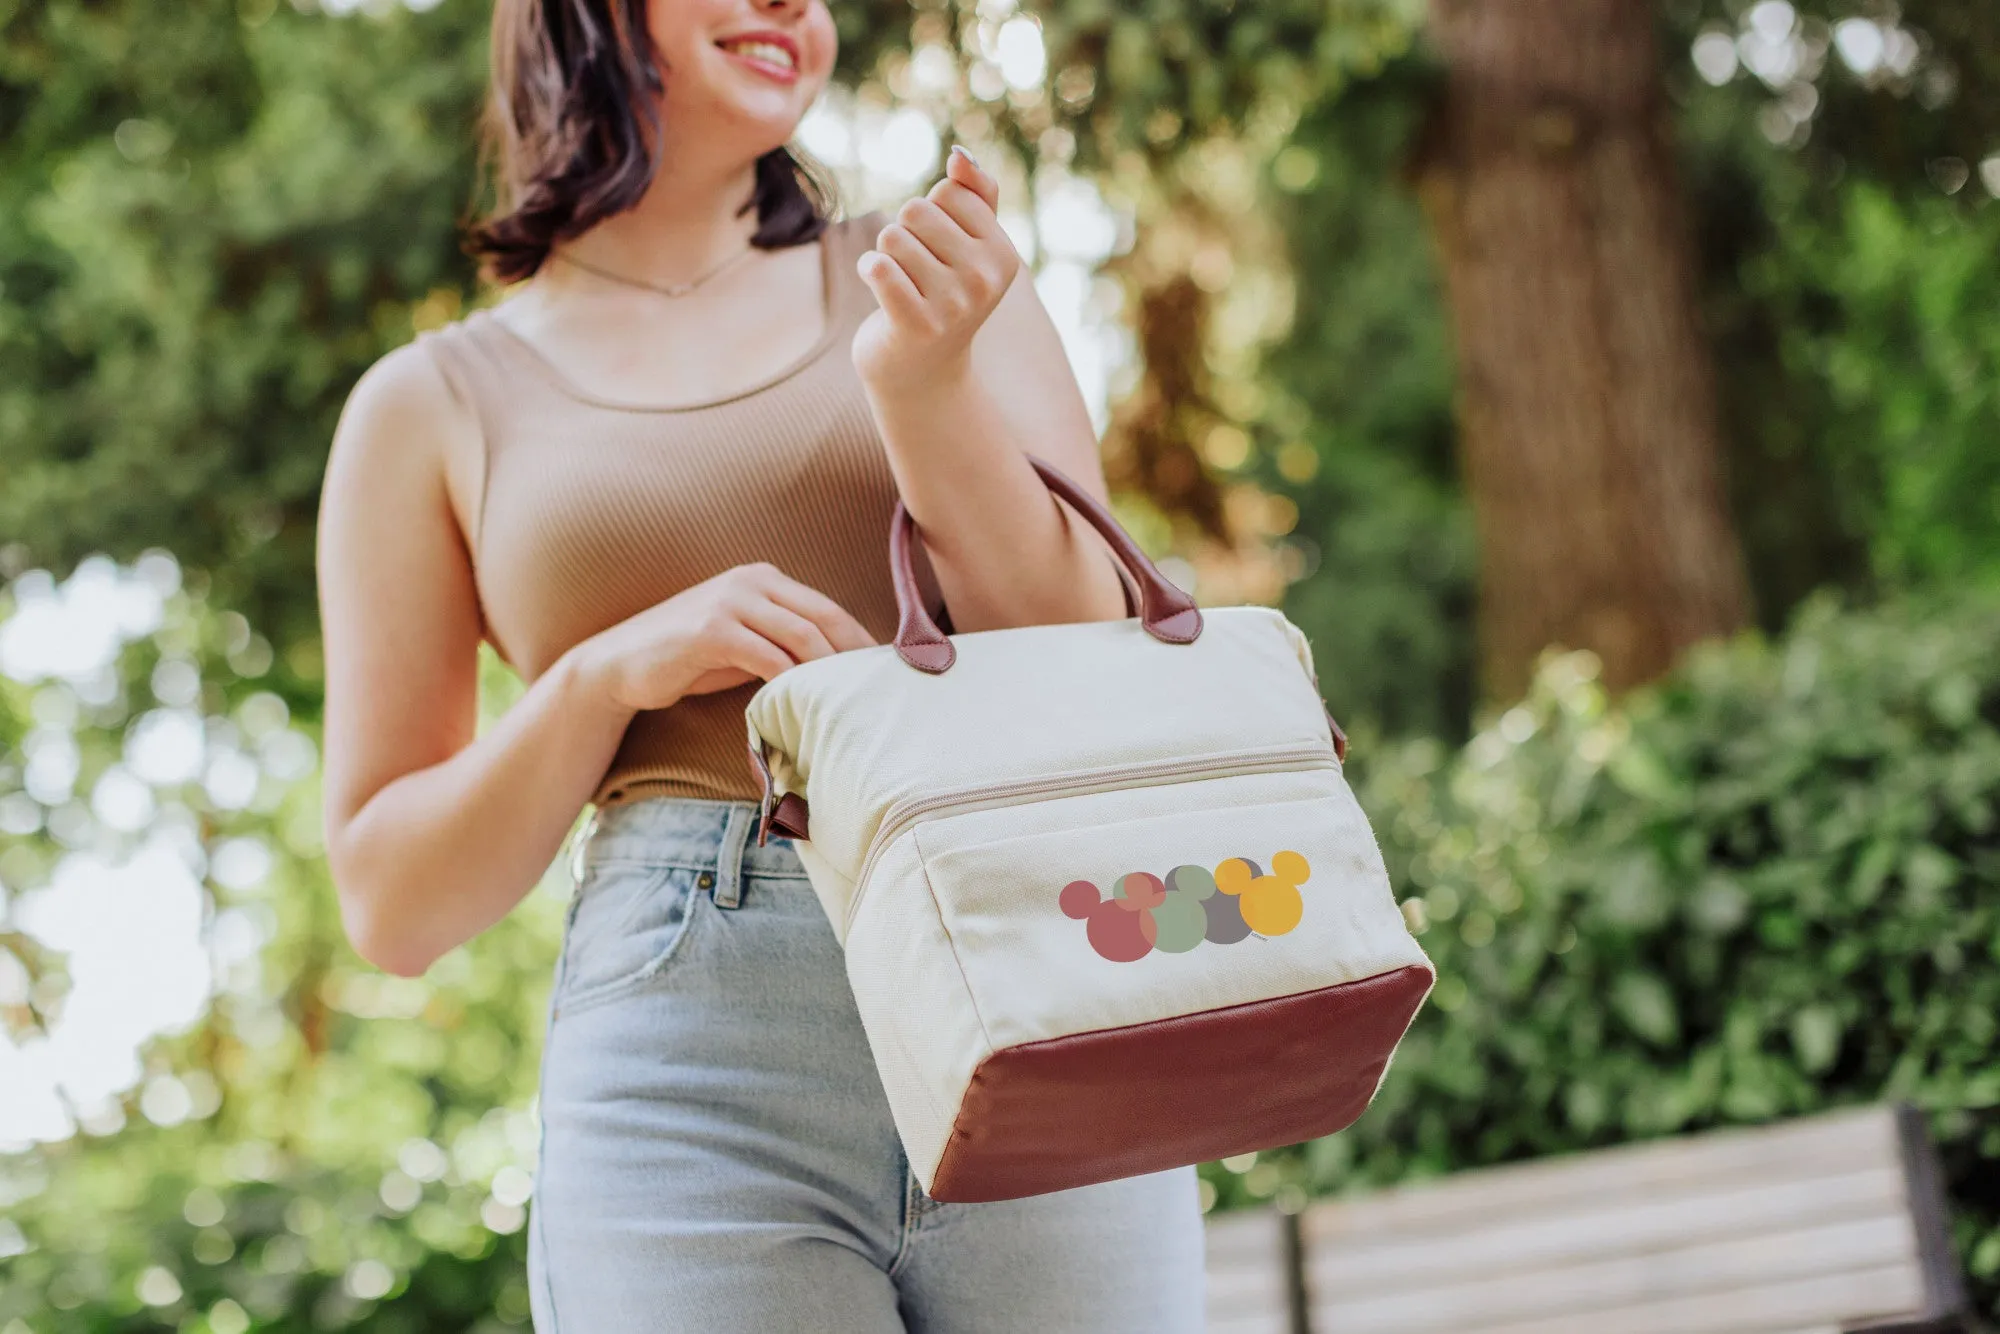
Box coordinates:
[332,338,472,468]
[325,333,489,548]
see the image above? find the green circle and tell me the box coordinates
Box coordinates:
[1152,891,1208,953]
[1167,864,1217,900]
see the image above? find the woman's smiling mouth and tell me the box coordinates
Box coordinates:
[716,35,800,83]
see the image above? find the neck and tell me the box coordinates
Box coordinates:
[555,141,767,288]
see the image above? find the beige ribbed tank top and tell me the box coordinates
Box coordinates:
[418,210,905,807]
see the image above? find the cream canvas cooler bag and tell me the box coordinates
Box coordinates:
[744,458,1433,1203]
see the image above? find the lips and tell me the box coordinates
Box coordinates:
[715,31,799,80]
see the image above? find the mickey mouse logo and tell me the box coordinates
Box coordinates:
[1059,851,1311,963]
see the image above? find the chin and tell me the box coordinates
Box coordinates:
[659,95,797,156]
[714,98,813,144]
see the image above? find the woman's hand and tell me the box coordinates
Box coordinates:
[574,563,877,714]
[851,146,1022,393]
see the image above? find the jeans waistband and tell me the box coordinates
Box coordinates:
[572,797,807,910]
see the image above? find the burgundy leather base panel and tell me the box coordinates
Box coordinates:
[927,965,1433,1204]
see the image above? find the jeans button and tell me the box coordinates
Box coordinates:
[697,871,715,890]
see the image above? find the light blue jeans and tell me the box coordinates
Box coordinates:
[527,797,1206,1332]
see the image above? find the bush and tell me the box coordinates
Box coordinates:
[0,561,561,1332]
[1208,589,2000,1316]
[14,566,1997,1325]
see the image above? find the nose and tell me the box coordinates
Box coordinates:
[756,0,808,15]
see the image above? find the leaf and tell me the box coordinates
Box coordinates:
[1901,845,1961,907]
[1849,837,1899,907]
[1789,1006,1843,1074]
[1612,971,1681,1048]
[1689,873,1749,933]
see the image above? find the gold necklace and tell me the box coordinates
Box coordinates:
[552,241,759,297]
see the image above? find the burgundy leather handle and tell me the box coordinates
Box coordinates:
[890,456,1203,674]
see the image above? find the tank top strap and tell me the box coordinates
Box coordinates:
[412,311,527,564]
[416,309,533,433]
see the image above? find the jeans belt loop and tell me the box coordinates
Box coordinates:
[711,805,753,910]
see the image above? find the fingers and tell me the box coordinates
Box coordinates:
[944,144,999,212]
[715,621,797,683]
[761,576,878,652]
[875,217,956,302]
[857,245,928,324]
[735,563,877,654]
[894,196,983,269]
[737,597,839,668]
[924,177,1003,244]
[869,191,1017,319]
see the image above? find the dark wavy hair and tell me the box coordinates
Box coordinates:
[467,0,837,284]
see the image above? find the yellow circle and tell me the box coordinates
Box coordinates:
[1214,858,1255,896]
[1271,850,1310,885]
[1241,878,1304,936]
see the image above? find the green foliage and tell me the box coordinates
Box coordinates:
[0,0,493,661]
[1742,182,2000,591]
[1672,0,2000,180]
[6,0,2000,1325]
[1205,589,2000,1316]
[1241,12,2000,735]
[1031,0,1423,168]
[0,562,565,1330]
[1251,67,1476,742]
[0,0,930,666]
[1669,0,2000,613]
[5,0,1995,725]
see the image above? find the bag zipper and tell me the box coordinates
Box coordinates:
[842,739,1340,937]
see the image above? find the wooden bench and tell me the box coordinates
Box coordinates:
[1204,1104,1974,1334]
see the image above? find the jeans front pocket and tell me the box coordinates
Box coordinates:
[554,860,702,1016]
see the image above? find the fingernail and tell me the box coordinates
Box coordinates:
[953,144,979,169]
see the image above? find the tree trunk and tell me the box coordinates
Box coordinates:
[1419,0,1750,699]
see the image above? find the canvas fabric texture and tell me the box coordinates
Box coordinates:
[745,605,1433,1193]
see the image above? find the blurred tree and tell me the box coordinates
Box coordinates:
[6,3,2000,1328]
[0,556,564,1330]
[0,0,489,663]
[1254,71,1477,741]
[5,0,1996,734]
[1243,0,2000,733]
[1671,0,2000,604]
[1416,0,1751,700]
[0,0,907,669]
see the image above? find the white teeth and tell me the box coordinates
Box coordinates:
[721,40,795,71]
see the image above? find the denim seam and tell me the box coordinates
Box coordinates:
[530,1135,561,1333]
[885,1148,928,1279]
[530,900,571,1333]
[551,870,706,1020]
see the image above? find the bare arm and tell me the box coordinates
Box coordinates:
[853,149,1132,634]
[316,345,635,976]
[318,344,874,977]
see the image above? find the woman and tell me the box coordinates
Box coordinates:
[314,0,1206,1328]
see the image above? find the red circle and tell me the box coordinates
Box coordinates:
[1087,903,1156,962]
[1059,880,1101,920]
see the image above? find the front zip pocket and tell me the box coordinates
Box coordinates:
[843,740,1340,939]
[893,751,1413,1054]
